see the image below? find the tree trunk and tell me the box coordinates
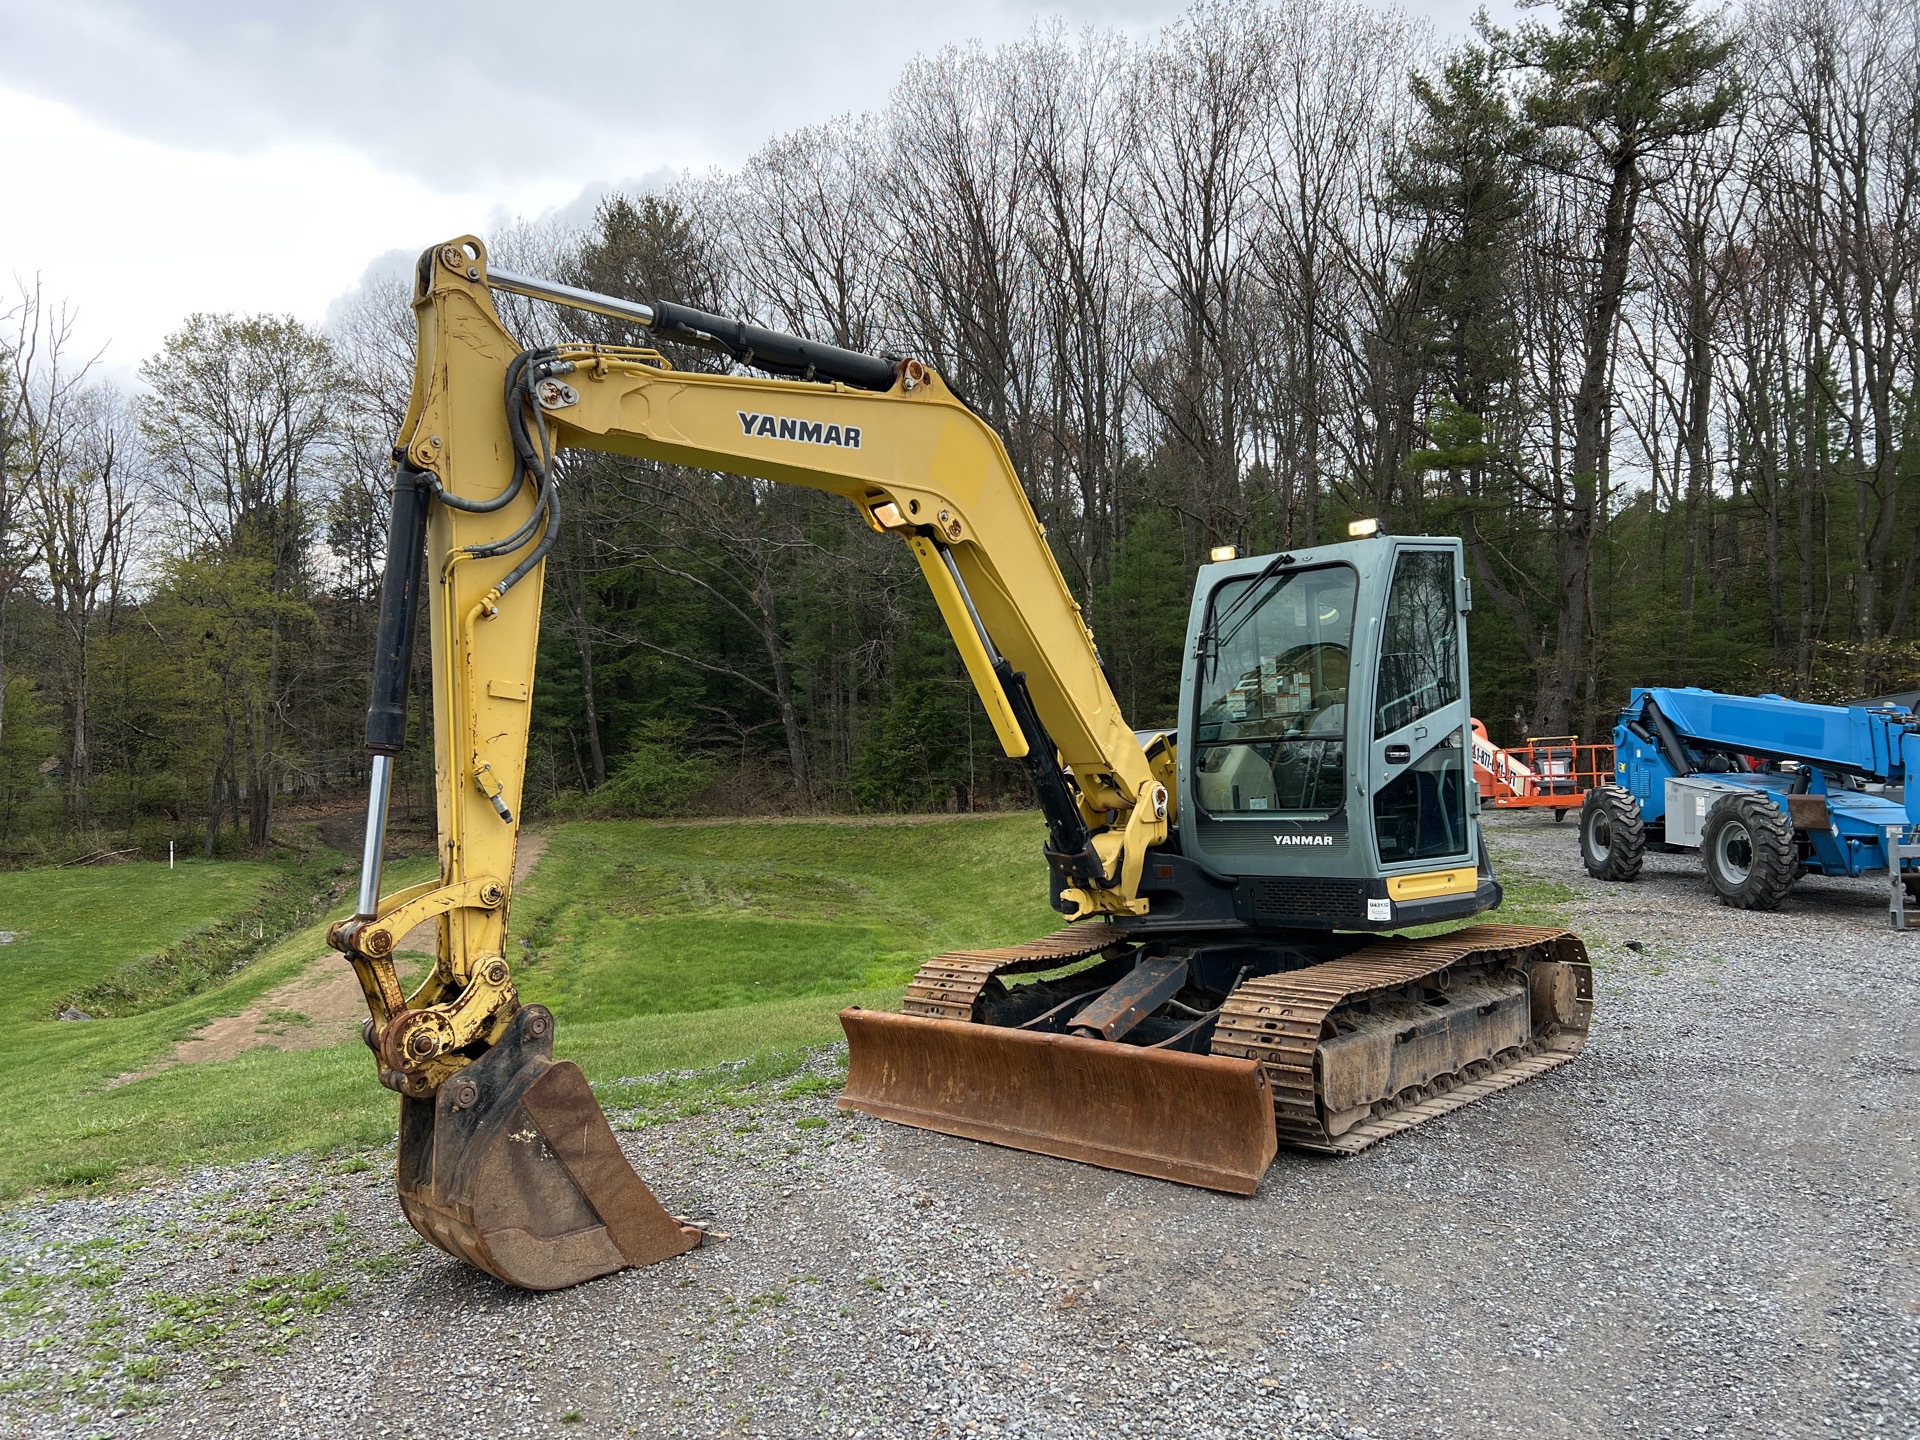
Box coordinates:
[68,640,90,826]
[1678,227,1712,629]
[751,568,810,798]
[205,712,235,858]
[575,624,608,790]
[1540,162,1639,734]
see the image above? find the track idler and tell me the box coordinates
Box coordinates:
[395,1005,701,1290]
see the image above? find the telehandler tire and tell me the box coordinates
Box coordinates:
[1702,792,1798,910]
[1580,785,1645,881]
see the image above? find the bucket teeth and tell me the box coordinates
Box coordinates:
[397,1005,700,1290]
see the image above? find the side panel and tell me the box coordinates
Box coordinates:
[1662,775,1758,848]
[1908,733,1920,827]
[1613,704,1675,822]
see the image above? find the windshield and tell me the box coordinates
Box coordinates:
[1193,564,1356,817]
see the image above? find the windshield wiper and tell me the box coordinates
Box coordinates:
[1200,552,1297,661]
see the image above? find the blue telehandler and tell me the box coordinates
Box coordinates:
[1579,687,1920,925]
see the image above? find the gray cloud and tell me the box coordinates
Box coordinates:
[316,166,680,328]
[537,168,683,233]
[0,1,1187,188]
[322,246,416,331]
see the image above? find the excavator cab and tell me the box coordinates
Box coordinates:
[1172,536,1492,925]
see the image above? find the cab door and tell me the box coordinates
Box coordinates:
[1367,543,1475,875]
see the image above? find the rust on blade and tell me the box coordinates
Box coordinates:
[837,1008,1278,1194]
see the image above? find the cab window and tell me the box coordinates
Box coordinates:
[1374,549,1461,738]
[1193,565,1355,817]
[1371,549,1468,860]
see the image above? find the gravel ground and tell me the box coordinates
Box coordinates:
[2,812,1914,1440]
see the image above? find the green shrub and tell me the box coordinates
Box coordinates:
[560,728,714,819]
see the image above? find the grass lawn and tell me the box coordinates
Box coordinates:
[0,815,1062,1200]
[0,910,374,1198]
[0,813,1576,1203]
[0,861,277,1024]
[510,816,1059,1064]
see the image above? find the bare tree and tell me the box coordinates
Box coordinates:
[1126,0,1277,552]
[1253,0,1419,546]
[23,386,143,822]
[1008,24,1149,602]
[1750,0,1920,684]
[1,282,100,759]
[879,42,1045,483]
[728,117,891,352]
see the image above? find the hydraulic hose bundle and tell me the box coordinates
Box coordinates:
[353,348,564,915]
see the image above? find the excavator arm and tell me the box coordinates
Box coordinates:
[329,237,1168,1288]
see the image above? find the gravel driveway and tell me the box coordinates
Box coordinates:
[2,814,1914,1439]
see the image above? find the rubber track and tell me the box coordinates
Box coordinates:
[1212,923,1593,1154]
[899,923,1131,1021]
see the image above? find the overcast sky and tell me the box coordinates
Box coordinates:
[0,0,1503,383]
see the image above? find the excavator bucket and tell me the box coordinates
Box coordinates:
[395,1005,701,1290]
[838,1008,1278,1193]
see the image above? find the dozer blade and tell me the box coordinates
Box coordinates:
[397,1005,701,1290]
[838,1008,1278,1193]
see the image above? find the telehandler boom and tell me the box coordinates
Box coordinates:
[332,238,1592,1291]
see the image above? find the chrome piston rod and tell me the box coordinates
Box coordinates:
[356,753,393,918]
[487,267,658,328]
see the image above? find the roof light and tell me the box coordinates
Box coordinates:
[1348,518,1380,538]
[1209,545,1238,562]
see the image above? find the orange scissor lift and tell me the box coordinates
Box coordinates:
[1471,719,1616,821]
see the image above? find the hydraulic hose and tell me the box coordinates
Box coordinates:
[424,353,534,514]
[494,481,561,599]
[463,351,559,561]
[1642,698,1697,777]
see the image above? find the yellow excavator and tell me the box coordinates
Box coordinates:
[329,237,1593,1291]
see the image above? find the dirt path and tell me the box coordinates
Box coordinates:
[130,833,549,1075]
